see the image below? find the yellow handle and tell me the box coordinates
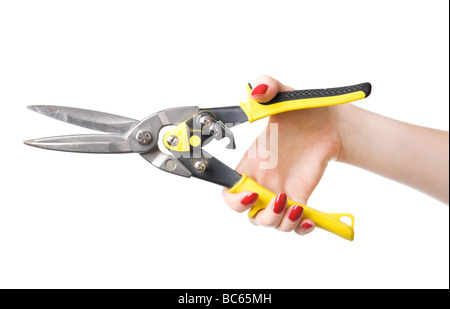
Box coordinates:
[229,174,355,241]
[240,83,371,123]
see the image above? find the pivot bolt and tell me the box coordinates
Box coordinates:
[167,135,179,146]
[199,115,212,128]
[194,161,207,173]
[136,130,152,145]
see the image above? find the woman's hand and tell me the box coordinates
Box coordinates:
[223,75,449,237]
[223,75,347,236]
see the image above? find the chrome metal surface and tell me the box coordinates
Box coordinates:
[27,105,139,134]
[25,105,199,178]
[166,135,179,146]
[24,134,132,153]
[137,106,199,178]
[201,119,236,149]
[136,130,152,145]
[198,114,212,129]
[194,161,206,173]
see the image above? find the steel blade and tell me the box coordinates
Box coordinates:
[24,134,133,153]
[27,105,139,134]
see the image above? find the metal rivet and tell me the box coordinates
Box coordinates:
[165,159,177,171]
[166,135,179,146]
[194,161,206,173]
[199,115,212,128]
[136,130,152,145]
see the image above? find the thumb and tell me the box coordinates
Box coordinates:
[250,75,295,103]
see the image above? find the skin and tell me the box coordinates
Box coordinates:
[223,75,449,236]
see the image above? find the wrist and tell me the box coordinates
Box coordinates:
[333,104,367,165]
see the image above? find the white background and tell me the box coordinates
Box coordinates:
[0,1,448,289]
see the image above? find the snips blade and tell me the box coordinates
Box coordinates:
[25,105,143,153]
[24,134,133,153]
[27,105,139,134]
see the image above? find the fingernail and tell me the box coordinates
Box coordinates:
[288,205,304,221]
[251,84,269,96]
[273,193,287,214]
[240,193,259,206]
[301,222,314,232]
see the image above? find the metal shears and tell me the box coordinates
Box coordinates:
[24,82,372,240]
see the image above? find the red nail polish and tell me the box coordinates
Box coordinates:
[273,193,287,214]
[288,205,304,221]
[301,222,313,232]
[241,193,259,206]
[251,84,269,96]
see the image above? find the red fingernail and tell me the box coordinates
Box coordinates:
[288,205,304,221]
[251,84,269,96]
[241,193,259,206]
[273,193,287,214]
[301,222,314,232]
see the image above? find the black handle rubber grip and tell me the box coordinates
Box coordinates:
[259,82,372,105]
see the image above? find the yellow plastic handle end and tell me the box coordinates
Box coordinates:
[239,83,368,123]
[229,174,355,241]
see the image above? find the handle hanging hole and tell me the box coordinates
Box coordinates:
[340,216,353,226]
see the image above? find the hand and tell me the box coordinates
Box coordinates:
[223,75,449,238]
[223,75,346,236]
